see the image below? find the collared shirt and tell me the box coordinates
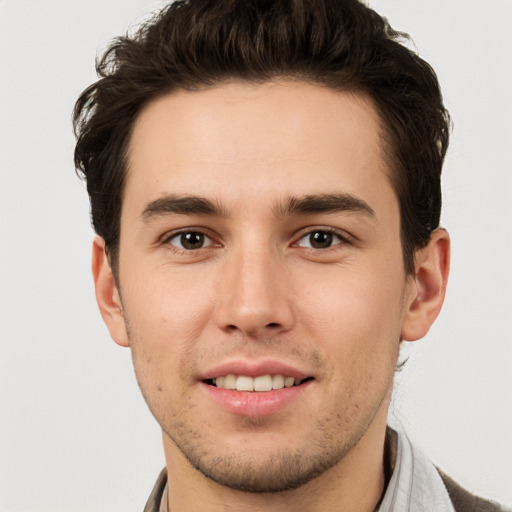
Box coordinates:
[147,424,508,511]
[378,422,455,511]
[158,485,168,512]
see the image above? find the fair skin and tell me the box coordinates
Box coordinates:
[93,81,449,512]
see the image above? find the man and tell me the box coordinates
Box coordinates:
[73,0,507,510]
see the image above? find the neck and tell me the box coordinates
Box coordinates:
[162,405,390,512]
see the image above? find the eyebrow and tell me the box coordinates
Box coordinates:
[139,195,227,222]
[274,193,375,218]
[139,192,375,223]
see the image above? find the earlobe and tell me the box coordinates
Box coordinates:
[401,228,450,342]
[92,237,130,347]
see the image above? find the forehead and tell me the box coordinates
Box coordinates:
[125,81,394,215]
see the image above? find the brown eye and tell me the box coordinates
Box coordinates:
[297,230,343,249]
[168,231,211,250]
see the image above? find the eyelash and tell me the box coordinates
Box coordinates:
[162,230,217,251]
[293,228,350,250]
[161,227,351,253]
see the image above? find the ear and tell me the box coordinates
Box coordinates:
[401,228,450,341]
[92,236,130,347]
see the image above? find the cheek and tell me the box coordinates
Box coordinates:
[295,261,405,370]
[119,269,217,403]
[301,265,404,329]
[122,267,213,340]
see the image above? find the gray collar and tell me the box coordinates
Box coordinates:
[148,422,457,512]
[378,421,455,512]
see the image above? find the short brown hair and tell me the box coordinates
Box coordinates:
[74,0,450,274]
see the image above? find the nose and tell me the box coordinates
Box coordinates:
[214,245,294,338]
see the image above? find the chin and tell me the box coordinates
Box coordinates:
[165,422,356,493]
[188,450,342,493]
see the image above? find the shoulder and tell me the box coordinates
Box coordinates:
[437,468,506,512]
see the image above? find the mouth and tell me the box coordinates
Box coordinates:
[201,364,315,416]
[204,374,314,392]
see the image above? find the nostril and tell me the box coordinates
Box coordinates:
[221,321,285,336]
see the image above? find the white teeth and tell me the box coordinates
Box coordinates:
[284,377,295,388]
[213,374,301,391]
[236,375,254,391]
[272,375,285,390]
[223,374,236,390]
[254,375,272,392]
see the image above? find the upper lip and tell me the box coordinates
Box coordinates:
[198,359,311,381]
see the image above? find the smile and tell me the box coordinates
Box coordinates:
[208,374,312,392]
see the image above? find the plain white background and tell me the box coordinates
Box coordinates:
[1,1,511,510]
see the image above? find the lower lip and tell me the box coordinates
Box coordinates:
[201,381,312,417]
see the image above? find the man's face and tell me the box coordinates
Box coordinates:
[112,82,418,491]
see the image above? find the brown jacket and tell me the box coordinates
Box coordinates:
[437,469,503,512]
[143,467,503,512]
